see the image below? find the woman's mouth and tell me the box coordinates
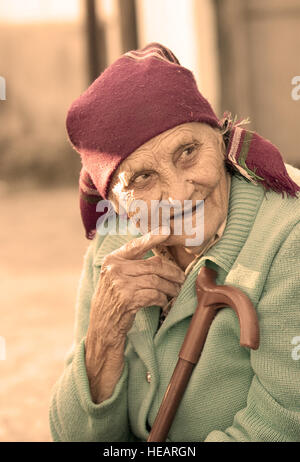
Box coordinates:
[169,200,205,220]
[128,199,206,235]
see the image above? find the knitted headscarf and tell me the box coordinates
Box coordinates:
[66,42,300,239]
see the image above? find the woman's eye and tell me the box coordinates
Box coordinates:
[133,173,151,184]
[181,145,196,159]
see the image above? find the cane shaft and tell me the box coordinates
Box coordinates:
[148,302,215,442]
[147,358,194,442]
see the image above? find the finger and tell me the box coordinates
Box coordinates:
[113,225,171,260]
[133,289,169,309]
[121,256,186,283]
[130,274,181,298]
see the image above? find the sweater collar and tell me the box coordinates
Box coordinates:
[203,173,265,270]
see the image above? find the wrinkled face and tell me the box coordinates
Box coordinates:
[108,122,230,255]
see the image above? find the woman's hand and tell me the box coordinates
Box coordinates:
[84,227,186,403]
[93,226,185,338]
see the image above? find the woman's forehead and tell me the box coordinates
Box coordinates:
[119,122,214,170]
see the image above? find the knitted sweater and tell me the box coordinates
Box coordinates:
[49,165,300,442]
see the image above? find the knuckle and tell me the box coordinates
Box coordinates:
[147,290,159,306]
[160,293,168,304]
[150,274,159,286]
[135,289,154,308]
[150,288,159,299]
[110,279,118,290]
[156,292,167,307]
[102,258,118,276]
[103,264,114,277]
[152,255,162,266]
[102,254,113,265]
[132,293,144,309]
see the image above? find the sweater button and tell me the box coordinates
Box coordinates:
[146,371,151,383]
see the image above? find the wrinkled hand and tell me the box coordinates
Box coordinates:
[90,226,186,342]
[84,227,186,403]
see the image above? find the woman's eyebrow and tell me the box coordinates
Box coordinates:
[164,131,200,153]
[171,139,197,155]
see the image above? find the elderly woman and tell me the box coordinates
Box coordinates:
[49,43,300,442]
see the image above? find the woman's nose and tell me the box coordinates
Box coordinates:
[161,178,195,203]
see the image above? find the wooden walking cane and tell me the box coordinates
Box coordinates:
[147,266,260,442]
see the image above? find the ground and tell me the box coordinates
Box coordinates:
[0,186,88,441]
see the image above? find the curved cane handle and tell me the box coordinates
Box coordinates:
[195,267,260,350]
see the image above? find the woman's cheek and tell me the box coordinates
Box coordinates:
[125,195,151,234]
[194,166,220,190]
[202,153,223,184]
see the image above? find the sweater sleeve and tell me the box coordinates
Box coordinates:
[48,241,135,442]
[205,222,300,442]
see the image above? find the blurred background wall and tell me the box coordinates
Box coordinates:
[0,0,84,188]
[0,0,299,442]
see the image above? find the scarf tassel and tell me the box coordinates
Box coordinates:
[246,165,300,198]
[222,116,300,199]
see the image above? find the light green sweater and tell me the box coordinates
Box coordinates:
[49,167,300,442]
